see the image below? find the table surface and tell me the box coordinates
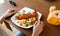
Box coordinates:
[0,0,60,36]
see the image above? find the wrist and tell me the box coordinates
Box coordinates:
[32,28,43,36]
[3,13,7,18]
[0,15,6,22]
[32,32,39,36]
[2,14,7,18]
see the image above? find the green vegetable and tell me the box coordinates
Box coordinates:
[25,20,32,26]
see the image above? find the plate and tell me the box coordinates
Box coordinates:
[11,7,42,29]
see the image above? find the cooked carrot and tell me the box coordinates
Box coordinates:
[16,12,37,20]
[28,14,32,18]
[31,12,37,17]
[19,14,28,20]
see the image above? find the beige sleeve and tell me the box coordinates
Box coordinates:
[0,22,16,36]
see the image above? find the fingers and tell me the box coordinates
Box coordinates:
[10,8,18,14]
[4,8,18,18]
[37,20,41,26]
[7,8,18,14]
[34,21,38,26]
[34,20,40,26]
[40,21,44,27]
[35,20,45,28]
[7,8,18,13]
[11,8,18,12]
[9,8,17,11]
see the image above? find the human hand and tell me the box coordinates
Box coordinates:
[4,8,18,18]
[0,32,2,36]
[32,20,45,36]
[0,8,18,23]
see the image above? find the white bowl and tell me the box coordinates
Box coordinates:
[11,7,42,29]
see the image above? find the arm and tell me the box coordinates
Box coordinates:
[0,14,6,23]
[0,22,16,36]
[32,20,44,36]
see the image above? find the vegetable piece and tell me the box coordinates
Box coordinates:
[26,24,28,27]
[27,12,31,18]
[20,24,22,26]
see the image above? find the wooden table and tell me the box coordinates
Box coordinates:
[0,0,60,36]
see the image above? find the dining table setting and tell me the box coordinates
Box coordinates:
[0,0,60,36]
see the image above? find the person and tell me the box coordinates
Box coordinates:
[0,8,44,36]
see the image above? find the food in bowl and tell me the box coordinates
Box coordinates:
[16,10,38,27]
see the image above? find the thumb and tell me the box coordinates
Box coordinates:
[34,21,37,26]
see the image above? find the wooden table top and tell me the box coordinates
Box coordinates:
[0,0,60,36]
